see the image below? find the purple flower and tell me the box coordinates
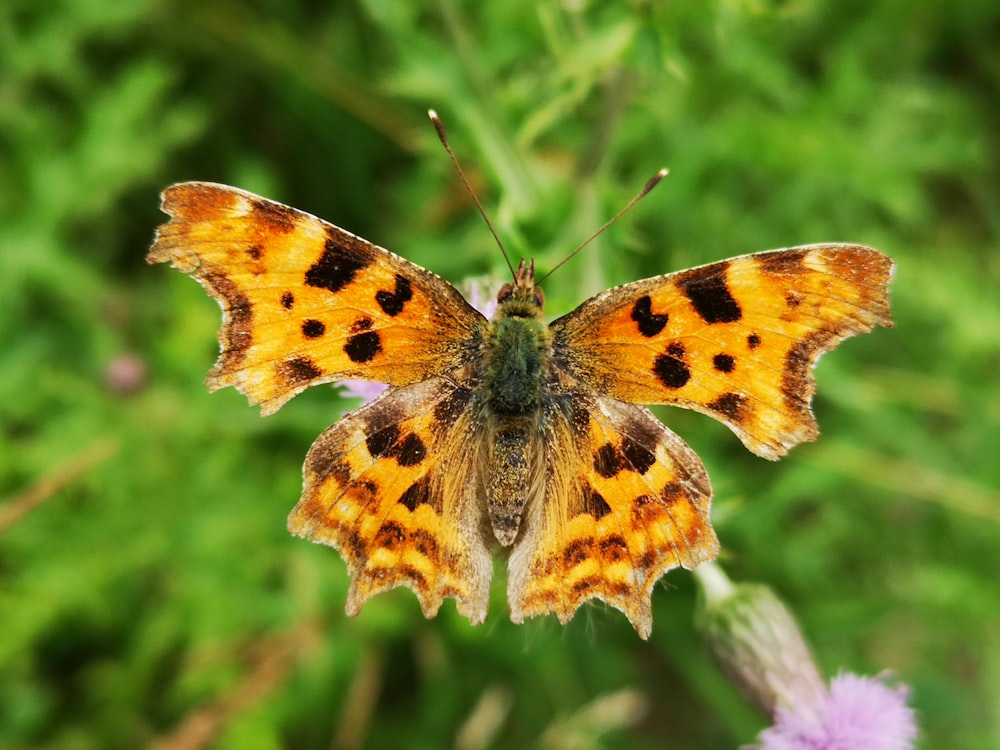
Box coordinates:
[694,563,919,750]
[465,277,498,320]
[337,380,388,403]
[757,673,917,750]
[335,277,498,406]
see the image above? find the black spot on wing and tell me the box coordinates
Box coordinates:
[594,443,622,478]
[302,319,326,339]
[351,316,374,332]
[344,331,382,363]
[354,480,379,504]
[225,298,253,355]
[708,392,747,422]
[593,436,655,479]
[340,529,367,564]
[713,353,735,373]
[246,245,265,274]
[252,199,298,233]
[376,274,413,317]
[660,481,683,506]
[393,433,426,467]
[365,423,426,467]
[366,424,401,458]
[759,249,807,274]
[600,534,628,563]
[305,230,372,293]
[621,436,656,475]
[583,486,611,519]
[653,352,690,389]
[398,477,431,510]
[374,521,406,550]
[411,529,439,560]
[747,333,761,349]
[563,538,591,566]
[277,356,321,386]
[630,295,669,337]
[280,291,295,310]
[676,265,742,323]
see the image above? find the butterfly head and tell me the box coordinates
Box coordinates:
[496,258,545,318]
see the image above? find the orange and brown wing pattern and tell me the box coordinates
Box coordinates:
[551,245,894,459]
[507,391,717,639]
[288,375,494,623]
[147,182,485,415]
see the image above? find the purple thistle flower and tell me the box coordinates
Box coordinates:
[337,380,388,403]
[757,673,917,750]
[465,277,499,320]
[335,277,498,406]
[694,563,918,750]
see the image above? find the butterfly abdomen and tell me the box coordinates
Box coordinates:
[484,425,532,546]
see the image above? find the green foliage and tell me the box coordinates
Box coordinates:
[2,0,998,747]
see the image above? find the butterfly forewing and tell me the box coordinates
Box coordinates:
[550,245,894,459]
[148,182,485,414]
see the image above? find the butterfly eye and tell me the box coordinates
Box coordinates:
[533,288,545,308]
[496,283,514,303]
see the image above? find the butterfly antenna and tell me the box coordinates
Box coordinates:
[537,168,669,286]
[429,110,515,278]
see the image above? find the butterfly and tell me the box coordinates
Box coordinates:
[148,180,893,638]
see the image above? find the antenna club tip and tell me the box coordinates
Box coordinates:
[639,168,669,197]
[429,110,447,142]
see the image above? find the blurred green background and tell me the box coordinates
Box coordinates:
[2,1,998,748]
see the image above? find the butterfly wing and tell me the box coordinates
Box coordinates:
[148,182,485,415]
[288,374,493,622]
[550,245,894,459]
[507,389,717,639]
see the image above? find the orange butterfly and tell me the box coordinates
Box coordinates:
[148,180,892,638]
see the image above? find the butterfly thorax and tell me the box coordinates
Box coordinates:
[479,259,551,546]
[482,259,550,416]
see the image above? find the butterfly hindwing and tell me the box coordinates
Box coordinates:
[288,374,493,623]
[550,245,894,459]
[148,182,485,414]
[508,389,717,638]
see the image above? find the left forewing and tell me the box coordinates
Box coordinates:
[147,182,484,414]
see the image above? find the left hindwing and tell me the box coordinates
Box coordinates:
[288,375,493,624]
[550,245,894,459]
